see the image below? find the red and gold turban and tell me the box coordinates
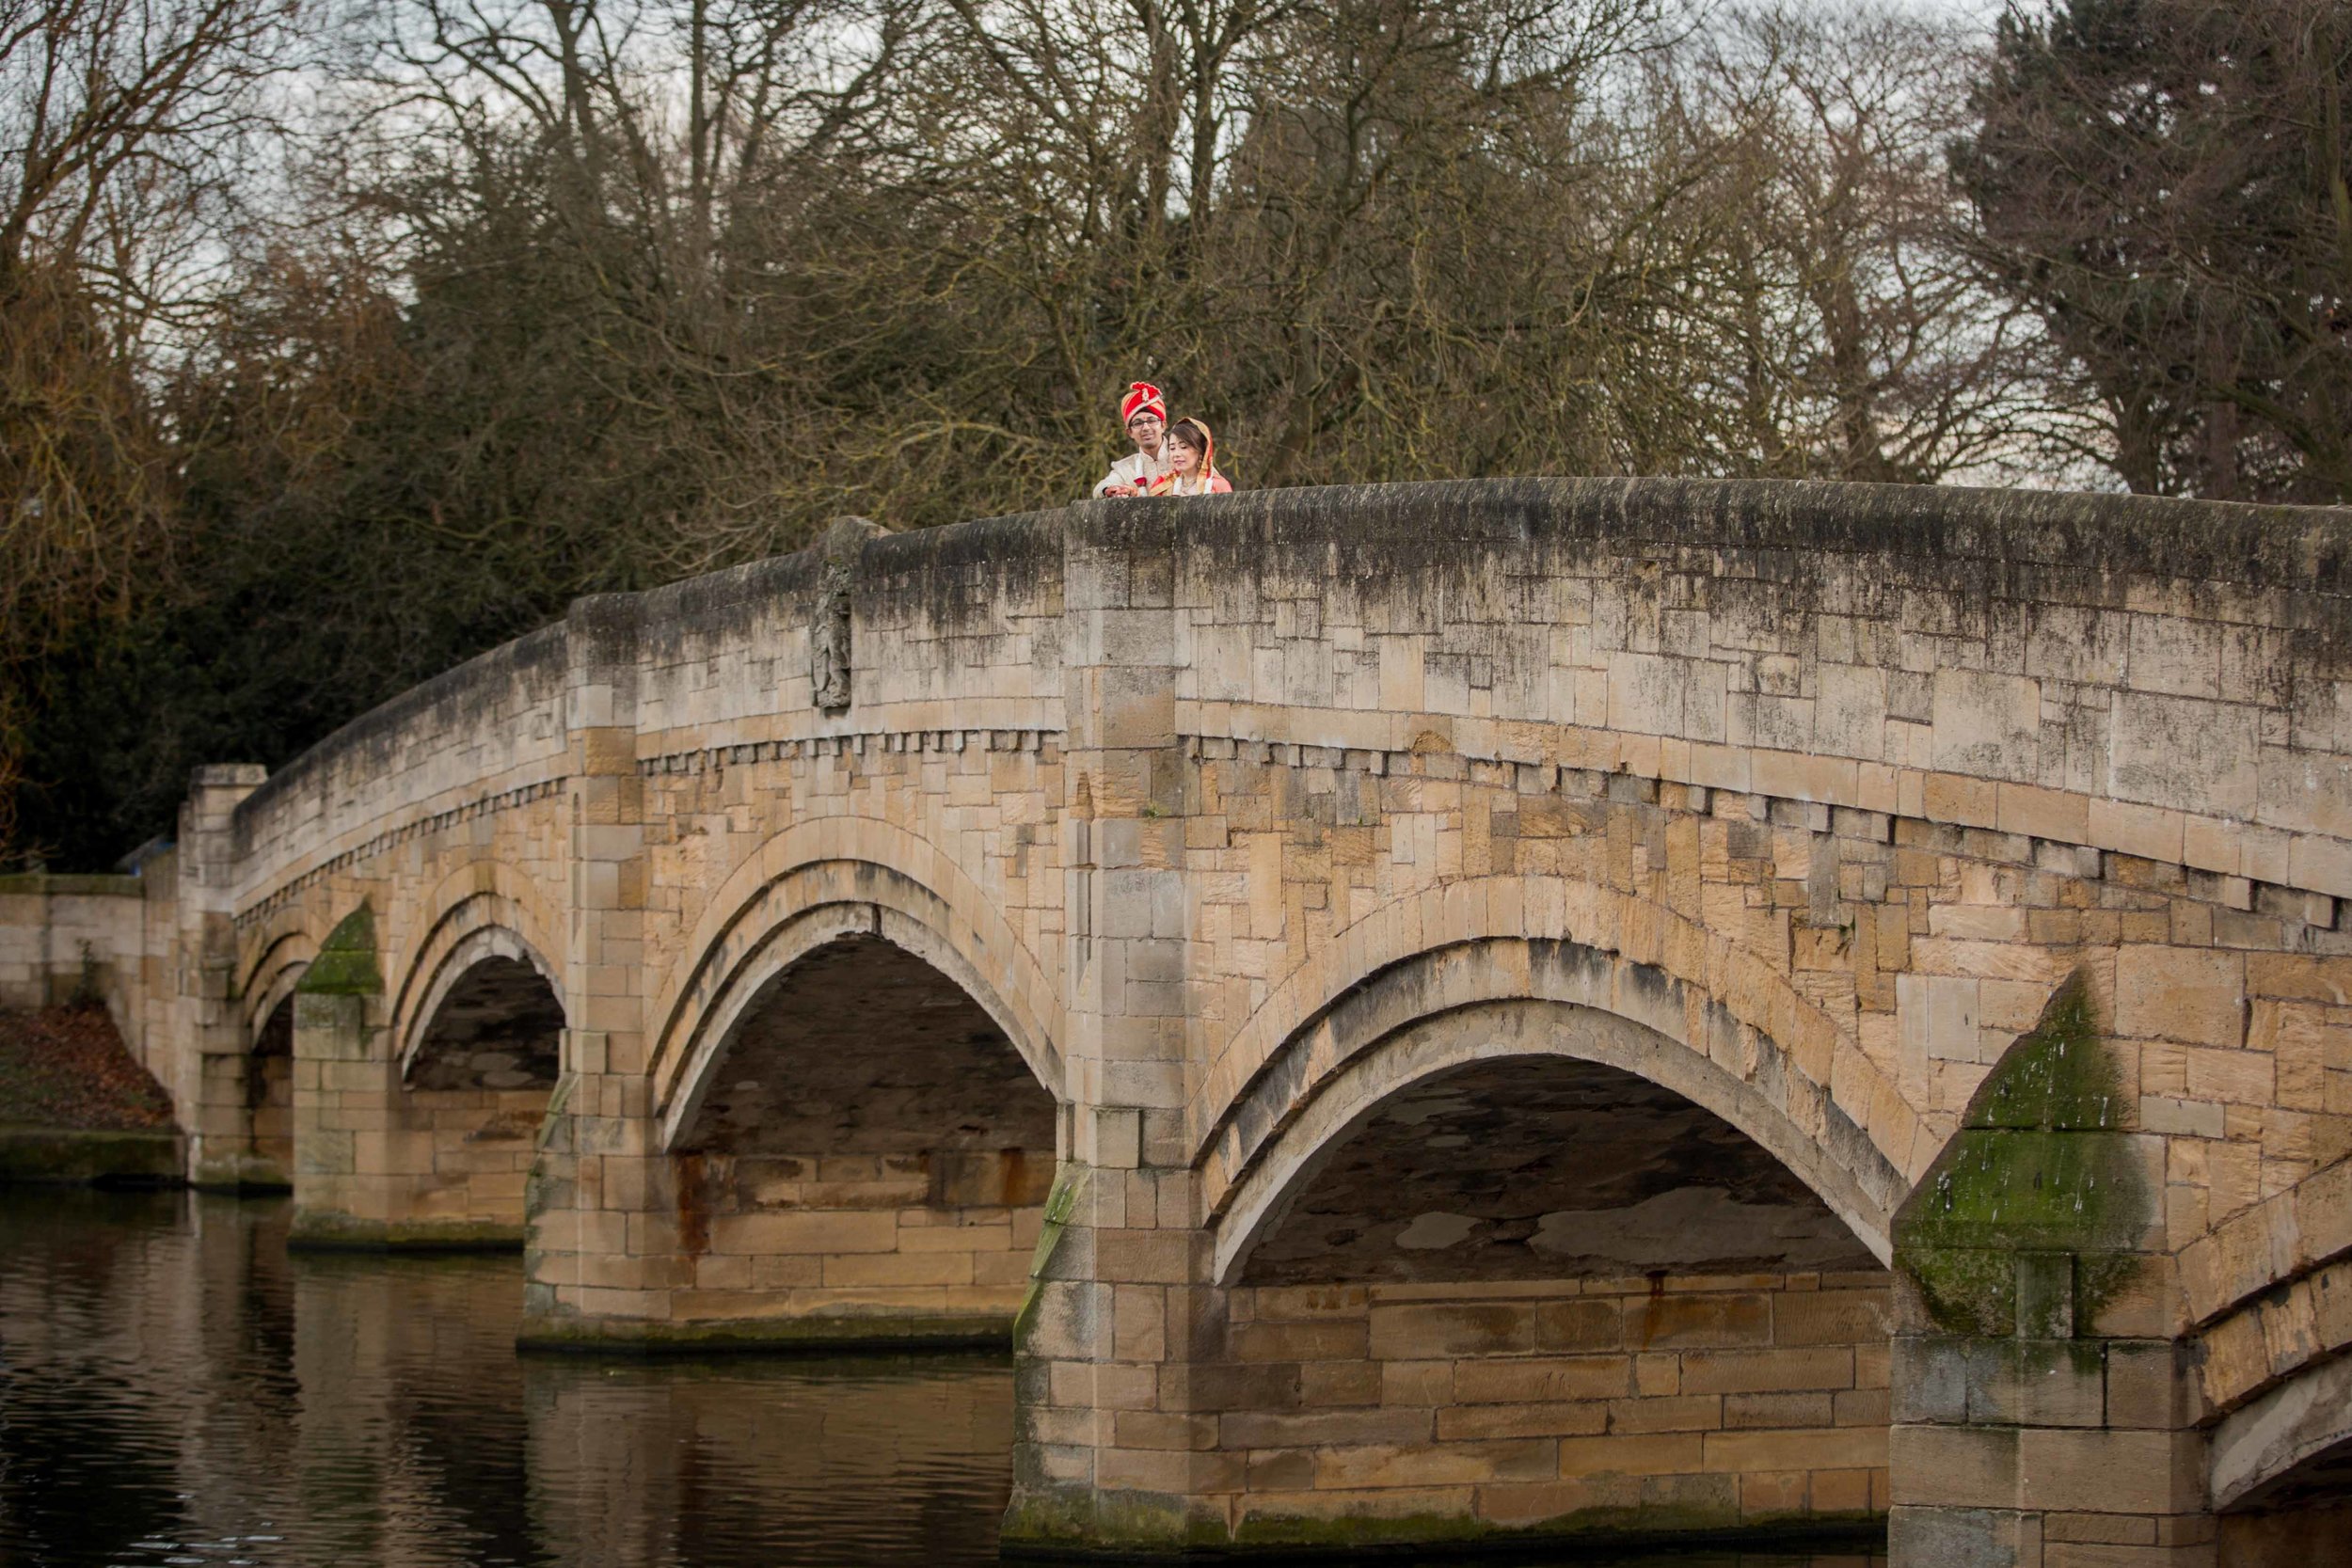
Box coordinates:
[1120,382,1166,425]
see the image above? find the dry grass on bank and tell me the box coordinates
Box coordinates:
[0,1006,173,1131]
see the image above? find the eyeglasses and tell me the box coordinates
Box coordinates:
[1127,415,1164,429]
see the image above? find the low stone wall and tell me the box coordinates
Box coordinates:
[523,1147,1049,1349]
[0,875,140,1004]
[0,1127,182,1184]
[1017,1269,1890,1548]
[0,1000,183,1183]
[0,873,169,1068]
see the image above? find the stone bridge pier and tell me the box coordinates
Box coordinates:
[68,481,2352,1563]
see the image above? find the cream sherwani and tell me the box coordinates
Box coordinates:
[1093,447,1172,498]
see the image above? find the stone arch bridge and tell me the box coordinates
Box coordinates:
[13,479,2352,1564]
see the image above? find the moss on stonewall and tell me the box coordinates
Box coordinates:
[1895,971,2151,1337]
[515,1310,1010,1356]
[1965,972,2123,1132]
[1221,1507,1882,1556]
[296,903,383,996]
[287,1210,520,1251]
[1012,1164,1085,1345]
[1000,1484,1226,1555]
[1000,1484,1881,1560]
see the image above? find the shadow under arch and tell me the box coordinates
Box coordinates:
[397,924,566,1089]
[651,822,1065,1129]
[1177,944,1901,1553]
[659,895,1058,1156]
[526,819,1063,1347]
[578,871,1060,1351]
[663,924,1058,1224]
[1189,877,1931,1198]
[1203,934,1908,1284]
[1212,992,1894,1287]
[387,862,568,1058]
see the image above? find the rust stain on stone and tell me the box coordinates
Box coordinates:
[1637,1270,1669,1349]
[675,1150,711,1256]
[1000,1148,1029,1208]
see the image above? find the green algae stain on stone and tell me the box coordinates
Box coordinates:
[1895,970,2151,1337]
[1966,971,2121,1132]
[296,904,383,997]
[1012,1164,1085,1345]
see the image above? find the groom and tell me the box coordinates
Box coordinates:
[1093,381,1173,498]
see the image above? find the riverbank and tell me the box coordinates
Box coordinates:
[0,1005,179,1183]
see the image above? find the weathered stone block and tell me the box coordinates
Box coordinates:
[1452,1355,1632,1404]
[1680,1347,1854,1395]
[1367,1303,1538,1359]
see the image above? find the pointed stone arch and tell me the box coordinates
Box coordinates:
[1198,922,1914,1276]
[242,931,316,1043]
[528,817,1065,1352]
[396,924,565,1089]
[387,860,568,1064]
[649,815,1064,1117]
[238,921,324,1037]
[1170,932,1902,1558]
[1206,944,1902,1285]
[1189,877,1935,1204]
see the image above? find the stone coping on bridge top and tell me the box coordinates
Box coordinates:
[221,476,2352,919]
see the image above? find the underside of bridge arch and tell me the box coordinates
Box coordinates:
[2211,1352,2352,1567]
[522,930,1057,1351]
[1012,999,1893,1555]
[289,913,565,1251]
[247,996,294,1184]
[407,955,564,1092]
[1236,1053,1881,1287]
[1213,1032,1891,1550]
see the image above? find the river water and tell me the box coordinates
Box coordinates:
[0,1190,1885,1568]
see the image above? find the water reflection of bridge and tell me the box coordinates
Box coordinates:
[0,1192,1016,1565]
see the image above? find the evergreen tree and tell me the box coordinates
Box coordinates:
[1954,0,2352,500]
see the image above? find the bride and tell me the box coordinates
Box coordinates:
[1147,418,1232,495]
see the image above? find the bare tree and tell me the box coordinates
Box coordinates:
[1,0,298,299]
[0,0,303,857]
[8,0,2108,865]
[1639,6,2061,484]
